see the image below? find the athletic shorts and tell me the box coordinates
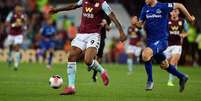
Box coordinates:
[71,33,100,52]
[147,40,168,55]
[4,35,23,47]
[126,45,142,57]
[163,45,182,59]
[39,39,55,50]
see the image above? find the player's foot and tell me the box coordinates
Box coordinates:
[92,70,98,82]
[7,59,13,67]
[14,67,18,71]
[167,81,175,87]
[101,70,109,86]
[127,72,132,75]
[145,81,154,91]
[60,87,76,95]
[46,65,52,70]
[179,75,188,92]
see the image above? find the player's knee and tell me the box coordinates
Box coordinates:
[142,48,153,62]
[68,53,77,62]
[160,60,169,70]
[68,56,77,62]
[170,56,179,65]
[84,57,93,66]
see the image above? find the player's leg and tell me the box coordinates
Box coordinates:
[84,47,109,86]
[157,53,188,92]
[127,53,133,74]
[47,48,54,69]
[4,35,14,66]
[167,53,181,86]
[85,34,109,86]
[92,38,105,82]
[142,47,154,90]
[61,46,82,95]
[13,35,23,70]
[61,34,85,95]
[46,41,55,69]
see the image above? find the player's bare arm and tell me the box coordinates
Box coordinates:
[174,3,195,24]
[49,3,81,14]
[108,12,127,42]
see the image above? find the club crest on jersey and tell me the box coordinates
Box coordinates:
[156,9,162,14]
[85,7,93,13]
[95,3,100,7]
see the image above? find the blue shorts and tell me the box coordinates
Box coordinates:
[39,39,55,50]
[147,40,168,63]
[147,40,168,55]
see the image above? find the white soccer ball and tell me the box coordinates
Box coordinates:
[49,75,63,89]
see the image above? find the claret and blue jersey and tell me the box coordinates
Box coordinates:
[140,2,174,54]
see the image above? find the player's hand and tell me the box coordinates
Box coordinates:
[119,32,127,42]
[100,19,107,27]
[188,15,195,24]
[49,8,58,15]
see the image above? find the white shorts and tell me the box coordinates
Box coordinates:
[4,35,23,47]
[163,45,182,59]
[71,33,100,51]
[126,45,142,57]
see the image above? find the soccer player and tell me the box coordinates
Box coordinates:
[126,16,144,74]
[49,0,126,95]
[38,18,56,69]
[4,4,27,70]
[92,15,111,82]
[164,9,189,86]
[137,0,195,92]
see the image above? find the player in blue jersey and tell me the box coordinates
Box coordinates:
[39,18,56,69]
[137,0,195,92]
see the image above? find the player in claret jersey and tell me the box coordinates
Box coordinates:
[126,16,144,74]
[49,0,126,95]
[4,4,27,70]
[164,9,189,86]
[136,0,195,92]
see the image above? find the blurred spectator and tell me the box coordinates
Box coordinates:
[196,33,201,66]
[67,22,77,40]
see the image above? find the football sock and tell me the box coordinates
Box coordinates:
[67,62,76,88]
[145,61,153,82]
[48,52,53,66]
[14,51,21,68]
[168,65,177,83]
[88,60,104,73]
[127,58,133,72]
[8,48,13,65]
[166,64,184,79]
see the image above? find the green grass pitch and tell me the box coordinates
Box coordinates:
[0,62,201,101]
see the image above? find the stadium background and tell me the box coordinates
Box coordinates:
[0,0,201,66]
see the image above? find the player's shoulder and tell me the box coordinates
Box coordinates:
[157,2,173,8]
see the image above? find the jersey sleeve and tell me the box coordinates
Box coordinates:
[102,1,112,15]
[76,0,83,6]
[139,7,146,22]
[6,12,13,22]
[183,20,189,32]
[161,3,174,13]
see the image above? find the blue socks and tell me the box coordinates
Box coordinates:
[48,52,53,66]
[145,61,153,82]
[166,64,185,79]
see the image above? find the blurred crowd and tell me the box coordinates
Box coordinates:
[0,0,200,66]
